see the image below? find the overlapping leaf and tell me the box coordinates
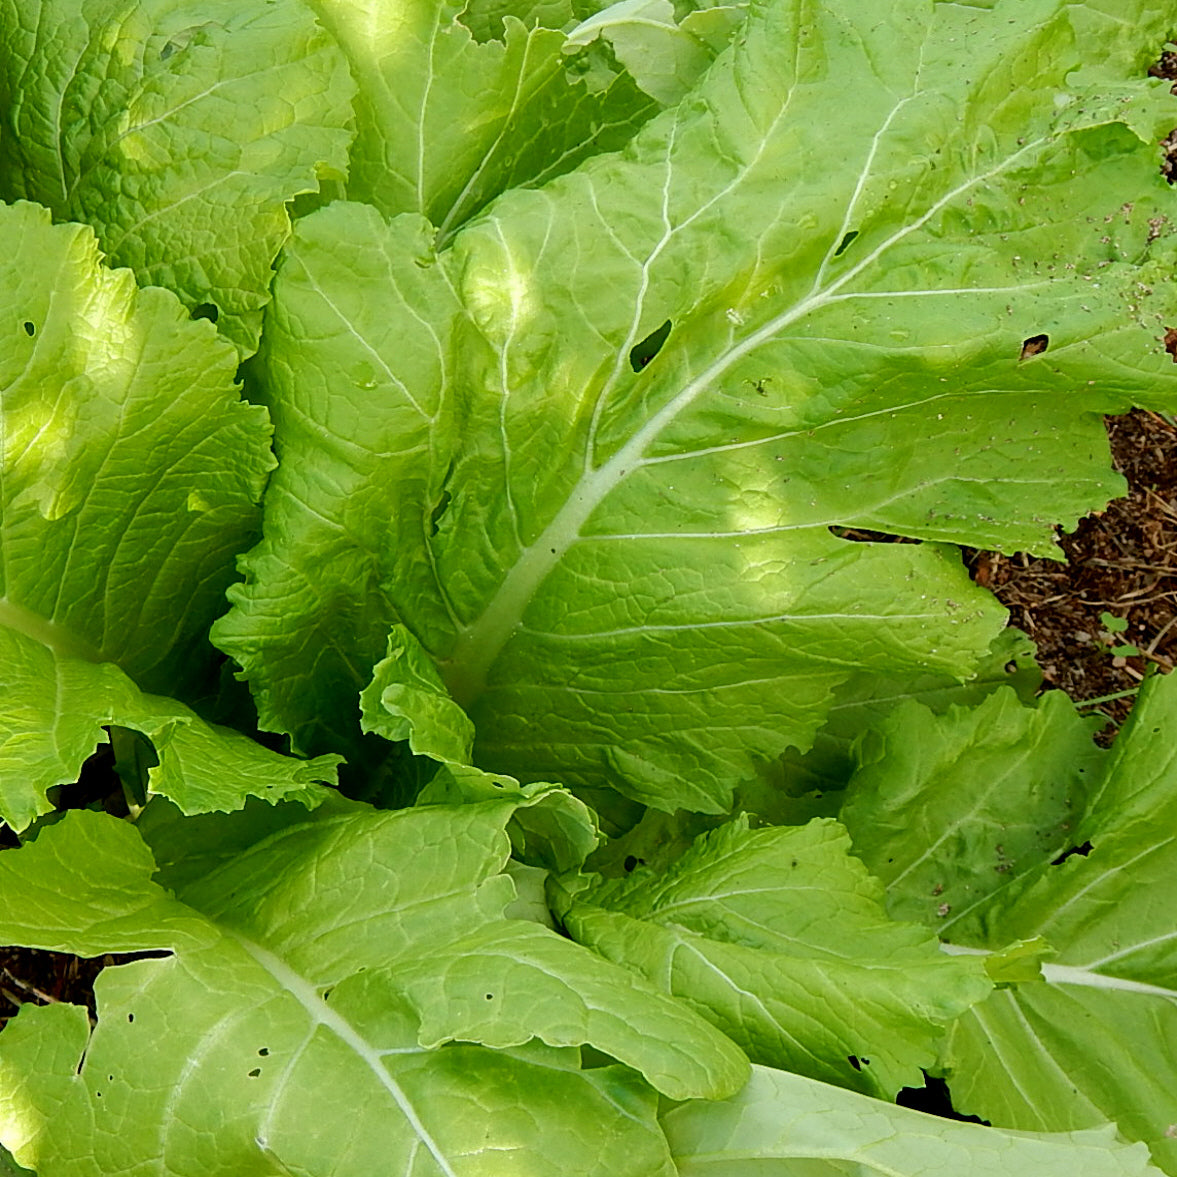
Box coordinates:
[841,673,1177,1175]
[663,1064,1162,1176]
[554,816,990,1097]
[0,201,272,695]
[215,0,1177,814]
[0,624,338,832]
[312,0,657,243]
[0,801,746,1176]
[0,0,354,350]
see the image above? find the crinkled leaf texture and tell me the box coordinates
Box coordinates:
[215,0,1177,815]
[0,625,338,832]
[0,201,273,699]
[0,0,355,351]
[842,673,1177,1175]
[0,201,317,827]
[312,0,657,242]
[553,815,990,1097]
[663,1064,1162,1176]
[0,801,747,1177]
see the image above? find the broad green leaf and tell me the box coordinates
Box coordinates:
[215,0,1177,814]
[555,816,990,1097]
[663,1063,1162,1176]
[841,687,1105,935]
[842,673,1177,1174]
[0,625,337,831]
[311,0,656,242]
[0,200,272,699]
[0,0,354,351]
[0,805,746,1176]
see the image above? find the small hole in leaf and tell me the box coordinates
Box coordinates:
[847,1056,862,1071]
[258,1048,269,1056]
[22,321,34,336]
[1050,840,1093,866]
[191,302,219,323]
[623,855,638,872]
[828,526,921,545]
[834,230,858,257]
[1164,327,1177,363]
[127,1013,134,1023]
[248,1068,261,1078]
[629,319,672,372]
[485,993,494,1001]
[1019,333,1049,360]
[896,1073,989,1125]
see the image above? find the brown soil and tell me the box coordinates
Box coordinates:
[965,409,1177,737]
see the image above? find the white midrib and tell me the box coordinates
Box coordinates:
[438,306,816,707]
[940,943,1177,1000]
[440,138,1047,710]
[234,935,459,1177]
[0,596,105,662]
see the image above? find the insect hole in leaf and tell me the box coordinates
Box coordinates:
[1019,333,1049,360]
[629,319,672,372]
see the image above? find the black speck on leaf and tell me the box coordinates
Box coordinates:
[22,321,34,336]
[191,302,219,323]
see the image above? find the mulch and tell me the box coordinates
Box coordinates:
[965,408,1177,738]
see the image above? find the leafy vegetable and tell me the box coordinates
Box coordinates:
[0,0,354,350]
[214,0,1177,817]
[554,816,990,1097]
[0,801,742,1175]
[0,0,1175,1173]
[842,672,1177,1174]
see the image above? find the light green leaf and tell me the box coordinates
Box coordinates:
[313,0,656,242]
[841,687,1105,936]
[0,200,272,692]
[360,621,602,873]
[0,624,337,830]
[360,624,477,764]
[555,816,990,1097]
[842,672,1177,1174]
[215,0,1177,814]
[0,0,355,351]
[565,0,745,105]
[0,804,746,1176]
[0,808,210,955]
[770,625,1044,804]
[663,1063,1163,1176]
